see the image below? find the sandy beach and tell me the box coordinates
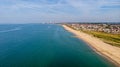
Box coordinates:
[62,25,120,66]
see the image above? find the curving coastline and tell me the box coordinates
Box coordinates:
[62,25,120,67]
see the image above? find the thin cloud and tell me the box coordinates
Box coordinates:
[0,0,120,23]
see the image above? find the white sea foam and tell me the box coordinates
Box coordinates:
[0,27,22,33]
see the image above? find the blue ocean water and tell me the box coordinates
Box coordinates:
[0,24,115,67]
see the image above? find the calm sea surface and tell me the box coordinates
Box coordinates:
[0,24,115,67]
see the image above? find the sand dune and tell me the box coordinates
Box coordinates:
[62,25,120,66]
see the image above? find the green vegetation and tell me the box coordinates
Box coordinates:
[65,24,120,47]
[82,30,120,47]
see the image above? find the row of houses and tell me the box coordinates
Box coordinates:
[66,23,120,34]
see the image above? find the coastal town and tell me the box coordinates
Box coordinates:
[62,24,120,66]
[65,23,120,34]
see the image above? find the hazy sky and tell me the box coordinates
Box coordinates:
[0,0,120,23]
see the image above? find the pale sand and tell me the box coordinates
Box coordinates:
[62,25,120,66]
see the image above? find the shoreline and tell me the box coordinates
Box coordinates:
[62,25,120,67]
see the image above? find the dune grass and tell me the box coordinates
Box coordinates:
[82,30,120,47]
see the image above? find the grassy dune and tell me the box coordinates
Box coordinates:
[82,30,120,47]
